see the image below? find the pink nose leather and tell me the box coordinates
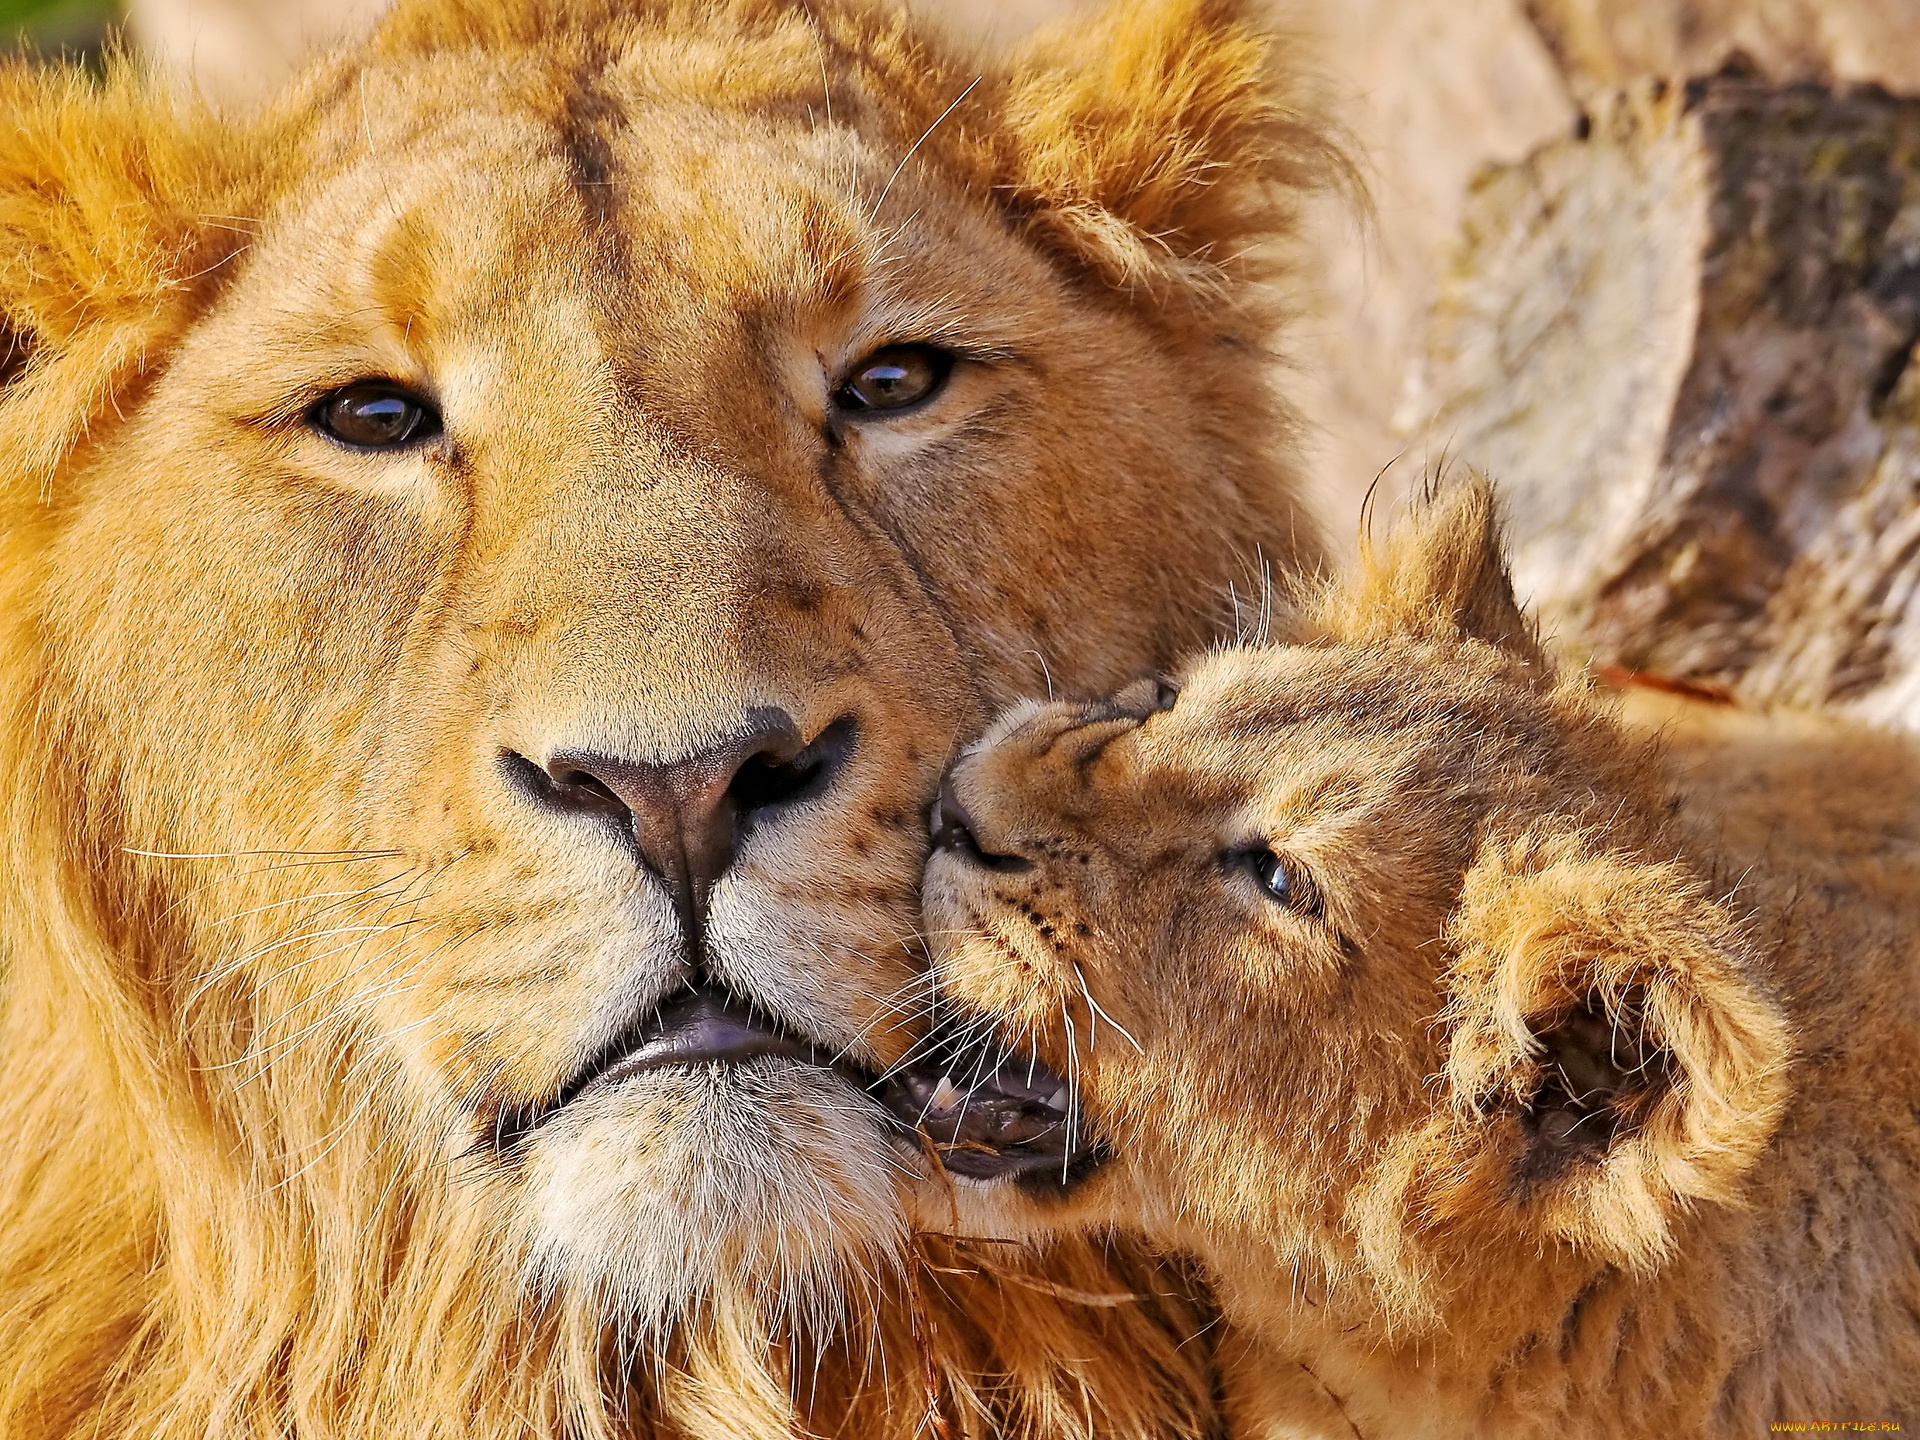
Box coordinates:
[543,713,802,922]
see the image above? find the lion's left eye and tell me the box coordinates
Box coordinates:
[833,344,952,414]
[311,383,441,450]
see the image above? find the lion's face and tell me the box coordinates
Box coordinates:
[10,0,1337,1349]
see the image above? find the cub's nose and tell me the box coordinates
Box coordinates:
[509,710,855,931]
[929,774,1032,873]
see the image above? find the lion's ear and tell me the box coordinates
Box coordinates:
[0,63,254,482]
[1429,843,1791,1269]
[996,0,1347,294]
[1316,476,1544,664]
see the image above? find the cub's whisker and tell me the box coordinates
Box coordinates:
[1072,962,1144,1055]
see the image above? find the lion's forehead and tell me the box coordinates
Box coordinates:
[260,117,866,329]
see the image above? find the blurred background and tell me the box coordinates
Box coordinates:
[4,0,114,59]
[8,0,1920,719]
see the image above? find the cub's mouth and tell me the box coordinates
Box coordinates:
[873,1024,1106,1192]
[489,984,1103,1191]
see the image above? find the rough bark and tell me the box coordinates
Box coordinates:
[1398,72,1920,727]
[1522,0,1920,99]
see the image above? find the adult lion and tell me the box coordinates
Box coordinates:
[0,0,1342,1435]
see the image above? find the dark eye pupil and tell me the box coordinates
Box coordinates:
[836,345,949,413]
[316,385,436,448]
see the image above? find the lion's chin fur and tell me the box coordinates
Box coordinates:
[524,1062,910,1345]
[0,912,1053,1440]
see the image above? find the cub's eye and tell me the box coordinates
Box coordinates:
[1151,677,1181,712]
[833,344,952,414]
[1243,848,1321,917]
[1253,850,1293,904]
[311,383,441,450]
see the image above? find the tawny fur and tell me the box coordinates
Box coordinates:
[0,1,1350,1436]
[925,481,1920,1436]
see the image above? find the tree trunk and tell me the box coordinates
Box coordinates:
[1397,71,1920,727]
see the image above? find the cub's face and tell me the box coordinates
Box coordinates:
[918,638,1580,1238]
[918,495,1789,1298]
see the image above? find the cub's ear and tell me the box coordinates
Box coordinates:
[1425,841,1790,1270]
[0,62,256,484]
[1313,475,1544,664]
[996,0,1350,294]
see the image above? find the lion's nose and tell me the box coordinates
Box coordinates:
[510,710,856,932]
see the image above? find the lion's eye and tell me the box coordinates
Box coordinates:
[833,345,952,414]
[312,383,441,450]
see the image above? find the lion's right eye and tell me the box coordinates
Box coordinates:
[311,383,441,450]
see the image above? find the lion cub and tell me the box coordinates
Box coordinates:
[914,482,1920,1437]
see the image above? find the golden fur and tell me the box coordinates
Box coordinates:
[923,482,1920,1435]
[0,1,1349,1435]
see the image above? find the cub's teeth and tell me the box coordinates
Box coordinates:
[930,1076,964,1110]
[1045,1085,1071,1112]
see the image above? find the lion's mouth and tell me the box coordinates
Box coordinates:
[491,985,864,1149]
[571,988,831,1095]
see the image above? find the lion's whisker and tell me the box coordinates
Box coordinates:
[123,846,403,861]
[183,876,417,1009]
[869,76,981,222]
[203,885,395,931]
